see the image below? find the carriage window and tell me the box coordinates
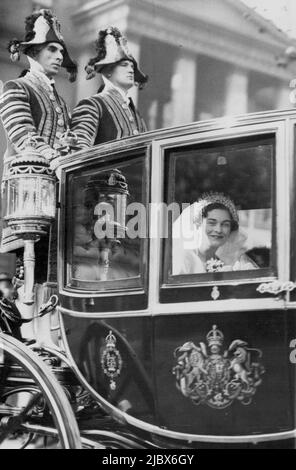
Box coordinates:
[164,135,275,284]
[65,157,147,291]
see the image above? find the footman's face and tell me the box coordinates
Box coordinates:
[110,60,135,90]
[36,42,64,78]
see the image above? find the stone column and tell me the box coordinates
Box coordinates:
[224,68,248,115]
[277,85,290,110]
[126,36,141,107]
[75,47,101,103]
[169,51,197,126]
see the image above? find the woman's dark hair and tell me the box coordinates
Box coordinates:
[202,202,238,231]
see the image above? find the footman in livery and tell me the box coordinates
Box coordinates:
[71,26,147,148]
[0,8,77,252]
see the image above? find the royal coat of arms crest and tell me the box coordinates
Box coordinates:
[173,325,265,409]
[101,330,123,391]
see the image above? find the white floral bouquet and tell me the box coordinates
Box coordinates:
[205,258,225,272]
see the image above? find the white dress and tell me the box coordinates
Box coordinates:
[178,249,257,275]
[172,202,258,275]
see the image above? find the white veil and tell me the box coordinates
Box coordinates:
[172,198,249,275]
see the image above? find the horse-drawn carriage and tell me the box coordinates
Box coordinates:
[1,107,296,448]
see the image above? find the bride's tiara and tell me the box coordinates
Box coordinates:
[198,192,239,223]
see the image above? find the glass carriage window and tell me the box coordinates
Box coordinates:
[164,134,275,284]
[65,157,147,291]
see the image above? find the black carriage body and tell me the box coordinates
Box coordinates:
[55,109,296,446]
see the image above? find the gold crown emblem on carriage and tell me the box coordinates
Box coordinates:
[101,330,123,391]
[173,325,264,409]
[105,330,117,349]
[206,325,224,348]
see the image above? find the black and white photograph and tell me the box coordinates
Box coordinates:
[0,0,296,452]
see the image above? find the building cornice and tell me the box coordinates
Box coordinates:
[72,0,296,81]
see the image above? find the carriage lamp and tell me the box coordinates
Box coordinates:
[2,134,56,304]
[85,169,129,281]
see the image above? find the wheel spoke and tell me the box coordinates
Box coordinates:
[0,333,82,448]
[0,391,43,445]
[18,391,42,420]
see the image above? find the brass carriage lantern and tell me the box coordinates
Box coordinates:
[86,169,129,281]
[2,135,56,304]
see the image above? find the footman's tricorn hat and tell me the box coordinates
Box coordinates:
[8,9,77,82]
[85,27,148,88]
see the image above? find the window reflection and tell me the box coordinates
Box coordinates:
[67,160,146,290]
[169,136,274,278]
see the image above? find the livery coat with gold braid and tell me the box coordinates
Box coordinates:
[0,71,70,253]
[70,26,147,148]
[1,9,75,164]
[70,87,146,148]
[0,9,75,252]
[0,72,70,163]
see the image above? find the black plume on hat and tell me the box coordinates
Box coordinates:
[7,9,77,82]
[96,27,122,60]
[85,26,148,87]
[24,9,53,42]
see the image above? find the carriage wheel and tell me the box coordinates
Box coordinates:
[0,333,82,449]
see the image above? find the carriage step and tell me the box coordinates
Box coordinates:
[0,363,79,386]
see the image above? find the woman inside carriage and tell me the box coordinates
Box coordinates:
[173,192,258,275]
